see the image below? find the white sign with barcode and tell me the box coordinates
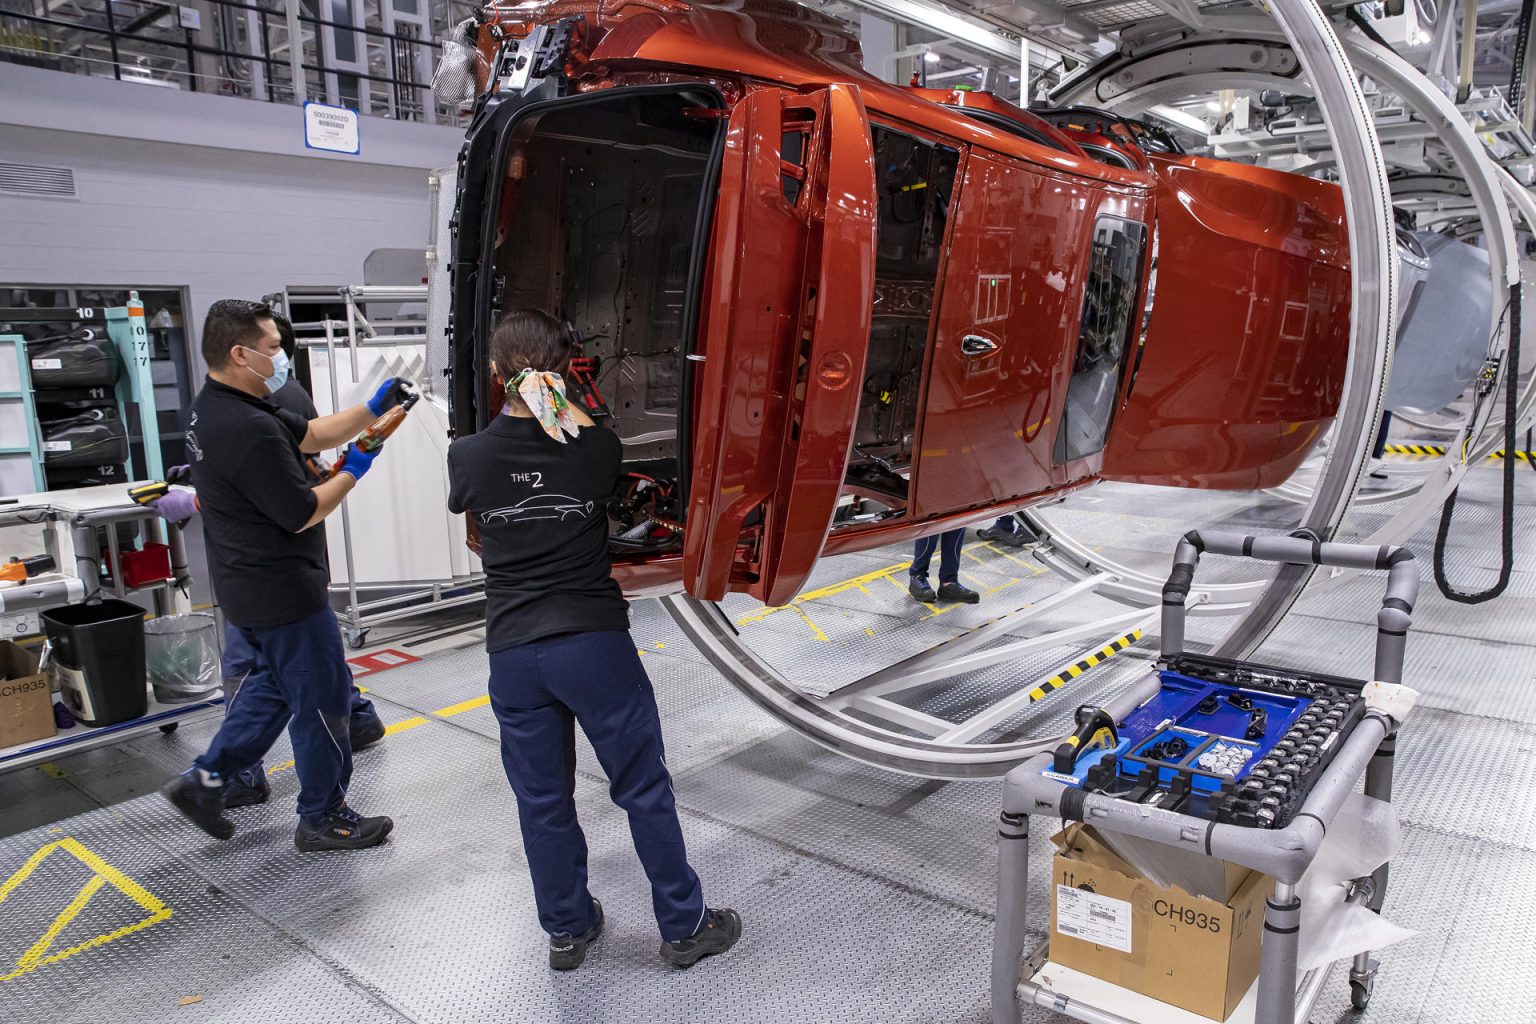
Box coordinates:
[1056,885,1132,953]
[42,440,72,452]
[31,358,62,370]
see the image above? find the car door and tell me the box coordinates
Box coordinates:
[1101,156,1351,488]
[683,83,878,605]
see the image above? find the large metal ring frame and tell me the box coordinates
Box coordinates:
[662,0,1399,779]
[1043,27,1524,558]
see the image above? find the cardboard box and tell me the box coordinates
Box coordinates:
[0,640,55,748]
[1050,824,1267,1021]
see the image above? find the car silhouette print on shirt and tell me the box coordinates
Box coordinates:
[480,494,595,524]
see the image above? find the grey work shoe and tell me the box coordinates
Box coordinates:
[550,898,605,971]
[660,908,742,968]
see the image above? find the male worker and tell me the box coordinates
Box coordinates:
[161,299,410,852]
[151,311,386,810]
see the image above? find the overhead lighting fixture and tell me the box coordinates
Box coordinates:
[1147,104,1212,136]
[924,51,942,64]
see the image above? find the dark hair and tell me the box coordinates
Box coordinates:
[488,309,571,380]
[202,299,275,370]
[270,310,296,358]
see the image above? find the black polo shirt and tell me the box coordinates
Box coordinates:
[187,377,327,629]
[446,415,629,651]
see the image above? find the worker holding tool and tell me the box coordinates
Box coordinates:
[161,299,410,852]
[148,313,388,809]
[909,527,981,605]
[446,309,740,971]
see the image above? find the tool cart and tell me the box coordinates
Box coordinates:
[991,531,1419,1024]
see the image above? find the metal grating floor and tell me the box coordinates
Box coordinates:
[3,459,1535,1023]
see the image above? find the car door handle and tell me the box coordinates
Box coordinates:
[961,335,998,356]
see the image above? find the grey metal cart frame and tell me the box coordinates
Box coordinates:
[992,531,1418,1024]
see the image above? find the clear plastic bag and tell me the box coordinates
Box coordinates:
[144,613,220,703]
[433,19,481,107]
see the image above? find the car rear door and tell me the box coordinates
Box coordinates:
[1101,156,1351,488]
[683,84,877,605]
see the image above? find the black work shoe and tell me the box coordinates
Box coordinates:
[350,715,386,751]
[222,771,271,809]
[294,805,394,852]
[549,898,605,971]
[660,908,742,968]
[909,577,937,604]
[937,581,981,604]
[162,769,234,840]
[979,525,1028,549]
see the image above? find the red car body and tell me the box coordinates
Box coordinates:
[449,0,1349,605]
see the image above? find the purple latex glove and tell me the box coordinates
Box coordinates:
[151,489,199,524]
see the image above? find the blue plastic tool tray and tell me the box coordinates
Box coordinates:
[1115,672,1311,791]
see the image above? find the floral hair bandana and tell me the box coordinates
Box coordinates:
[510,368,582,443]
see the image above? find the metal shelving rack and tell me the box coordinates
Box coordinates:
[0,295,220,775]
[0,333,47,495]
[266,283,486,649]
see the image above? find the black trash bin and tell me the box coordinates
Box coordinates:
[41,599,148,726]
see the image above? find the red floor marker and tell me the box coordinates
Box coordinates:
[346,649,422,678]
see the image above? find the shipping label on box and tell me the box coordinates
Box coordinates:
[1050,825,1267,1021]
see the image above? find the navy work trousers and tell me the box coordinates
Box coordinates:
[220,621,377,790]
[911,527,966,585]
[488,629,706,941]
[196,607,354,822]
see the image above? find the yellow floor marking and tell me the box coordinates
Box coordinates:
[434,695,490,717]
[266,759,295,775]
[38,763,67,781]
[383,716,427,736]
[0,837,173,982]
[354,685,369,694]
[735,561,919,641]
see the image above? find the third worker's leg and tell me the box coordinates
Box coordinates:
[909,534,939,603]
[488,643,603,969]
[547,630,740,967]
[937,528,979,604]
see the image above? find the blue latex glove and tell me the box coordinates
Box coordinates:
[338,444,381,481]
[366,377,411,417]
[150,490,199,524]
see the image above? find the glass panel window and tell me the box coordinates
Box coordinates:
[1054,216,1147,463]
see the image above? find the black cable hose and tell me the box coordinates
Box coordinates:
[1433,285,1521,602]
[1510,0,1533,113]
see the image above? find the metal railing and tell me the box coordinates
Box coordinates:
[0,0,471,124]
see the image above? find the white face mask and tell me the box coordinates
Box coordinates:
[242,346,290,394]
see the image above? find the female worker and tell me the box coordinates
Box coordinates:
[446,309,740,971]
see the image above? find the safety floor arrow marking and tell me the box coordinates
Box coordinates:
[0,837,172,982]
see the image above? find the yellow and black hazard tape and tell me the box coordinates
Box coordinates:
[1027,628,1143,703]
[1382,443,1536,461]
[1382,443,1448,457]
